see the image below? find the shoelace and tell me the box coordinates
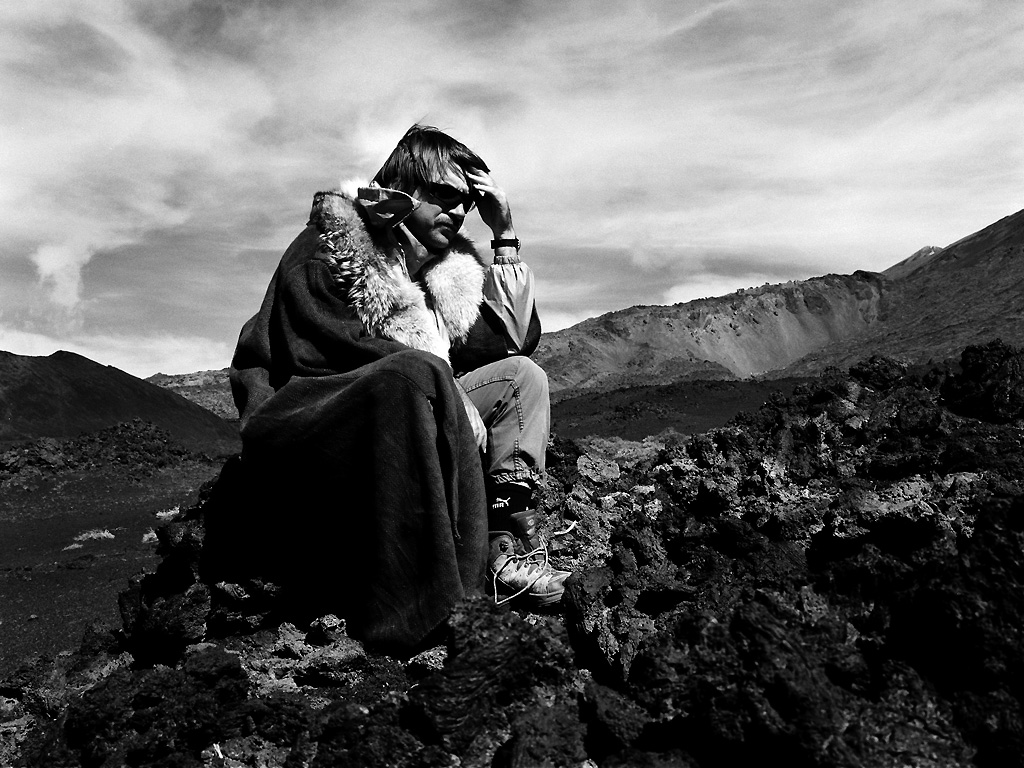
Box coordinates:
[491,520,578,606]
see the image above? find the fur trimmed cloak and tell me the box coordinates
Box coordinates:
[205,191,534,653]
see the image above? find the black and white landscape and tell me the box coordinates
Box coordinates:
[2,208,1023,766]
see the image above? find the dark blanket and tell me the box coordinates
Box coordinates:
[204,221,488,653]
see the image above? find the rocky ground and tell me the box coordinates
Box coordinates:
[0,421,224,677]
[3,340,1024,767]
[551,377,808,440]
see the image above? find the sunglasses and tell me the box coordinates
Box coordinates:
[424,182,476,213]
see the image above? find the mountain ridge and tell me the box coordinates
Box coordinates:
[780,207,1024,375]
[535,270,890,395]
[535,207,1024,392]
[147,367,235,420]
[0,350,239,456]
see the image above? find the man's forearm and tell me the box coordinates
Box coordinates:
[490,226,520,264]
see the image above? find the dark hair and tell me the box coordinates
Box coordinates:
[372,124,489,194]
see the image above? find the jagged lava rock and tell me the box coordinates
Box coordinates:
[5,341,1024,766]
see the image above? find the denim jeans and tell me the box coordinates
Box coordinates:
[458,356,550,486]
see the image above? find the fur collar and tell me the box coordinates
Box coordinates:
[309,190,485,365]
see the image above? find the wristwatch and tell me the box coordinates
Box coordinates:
[490,238,521,251]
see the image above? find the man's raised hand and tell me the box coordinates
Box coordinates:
[465,168,514,238]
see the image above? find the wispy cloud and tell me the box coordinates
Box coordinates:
[0,0,1021,375]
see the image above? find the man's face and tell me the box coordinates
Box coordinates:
[404,167,473,252]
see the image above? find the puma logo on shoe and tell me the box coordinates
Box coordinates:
[492,496,511,509]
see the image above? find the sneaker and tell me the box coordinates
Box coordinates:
[489,532,572,608]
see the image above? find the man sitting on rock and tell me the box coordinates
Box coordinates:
[211,124,570,653]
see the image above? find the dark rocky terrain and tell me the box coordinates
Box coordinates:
[3,339,1023,767]
[551,377,809,440]
[0,421,226,678]
[0,352,238,682]
[534,207,1024,394]
[0,351,240,457]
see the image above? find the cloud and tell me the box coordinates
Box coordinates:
[0,1,281,331]
[32,242,91,306]
[1,0,1021,375]
[501,0,1024,270]
[6,16,131,91]
[530,241,818,329]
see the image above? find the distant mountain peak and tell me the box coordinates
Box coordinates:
[883,245,943,280]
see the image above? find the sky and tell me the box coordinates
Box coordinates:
[1,0,1021,377]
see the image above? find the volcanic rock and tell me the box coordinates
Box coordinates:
[942,338,1024,423]
[4,341,1024,766]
